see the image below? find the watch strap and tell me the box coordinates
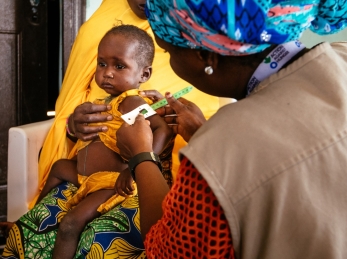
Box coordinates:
[128,152,162,181]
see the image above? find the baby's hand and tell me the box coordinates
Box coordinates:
[115,168,135,197]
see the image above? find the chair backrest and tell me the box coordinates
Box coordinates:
[7,119,54,221]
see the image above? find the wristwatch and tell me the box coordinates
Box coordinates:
[128,152,162,181]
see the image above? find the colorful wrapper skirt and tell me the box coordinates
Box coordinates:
[1,182,145,259]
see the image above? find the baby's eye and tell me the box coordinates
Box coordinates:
[116,64,125,69]
[98,62,106,67]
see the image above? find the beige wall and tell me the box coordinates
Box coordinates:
[301,28,347,47]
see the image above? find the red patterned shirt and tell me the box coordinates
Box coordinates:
[145,156,235,258]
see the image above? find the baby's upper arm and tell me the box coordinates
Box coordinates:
[119,96,166,132]
[118,95,147,115]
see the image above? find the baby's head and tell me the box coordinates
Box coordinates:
[95,24,155,96]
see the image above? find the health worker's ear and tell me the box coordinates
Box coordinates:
[139,66,152,83]
[195,50,219,71]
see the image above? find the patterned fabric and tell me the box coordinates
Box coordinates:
[1,182,145,259]
[146,0,347,55]
[144,157,234,258]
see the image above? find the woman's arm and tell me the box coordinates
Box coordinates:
[116,114,169,239]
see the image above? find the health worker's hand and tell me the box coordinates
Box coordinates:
[116,114,153,160]
[139,89,164,103]
[140,90,206,142]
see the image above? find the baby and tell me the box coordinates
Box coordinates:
[37,24,173,258]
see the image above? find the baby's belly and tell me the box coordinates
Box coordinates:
[77,139,127,176]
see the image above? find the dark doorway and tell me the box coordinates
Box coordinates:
[19,0,61,124]
[47,0,61,112]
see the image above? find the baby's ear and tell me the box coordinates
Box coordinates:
[140,66,152,83]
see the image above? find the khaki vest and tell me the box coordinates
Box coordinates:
[181,42,347,259]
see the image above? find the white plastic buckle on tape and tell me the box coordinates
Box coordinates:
[121,103,156,125]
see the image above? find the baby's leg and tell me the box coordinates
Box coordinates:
[36,159,79,204]
[52,188,116,259]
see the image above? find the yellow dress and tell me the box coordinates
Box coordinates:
[31,0,219,208]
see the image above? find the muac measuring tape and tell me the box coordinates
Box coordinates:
[147,85,193,111]
[121,86,193,125]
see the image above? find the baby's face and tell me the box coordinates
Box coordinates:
[95,34,143,96]
[127,0,147,20]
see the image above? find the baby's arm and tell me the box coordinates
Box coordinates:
[119,96,173,154]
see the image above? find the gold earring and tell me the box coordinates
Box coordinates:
[204,66,213,75]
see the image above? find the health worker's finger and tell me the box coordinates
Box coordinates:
[139,90,164,102]
[165,92,187,113]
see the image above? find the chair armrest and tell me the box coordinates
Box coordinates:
[7,119,54,221]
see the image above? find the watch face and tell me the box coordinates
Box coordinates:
[150,152,156,161]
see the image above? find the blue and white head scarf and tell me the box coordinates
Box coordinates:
[146,0,347,55]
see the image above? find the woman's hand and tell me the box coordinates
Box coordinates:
[163,93,206,142]
[116,114,153,160]
[140,90,206,142]
[69,102,112,141]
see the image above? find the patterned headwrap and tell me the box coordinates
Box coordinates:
[146,0,347,55]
